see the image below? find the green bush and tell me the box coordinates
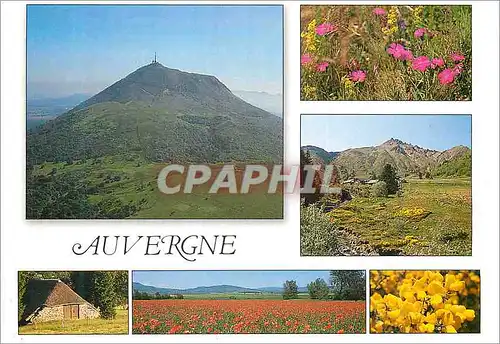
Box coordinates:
[300,202,339,256]
[371,181,388,198]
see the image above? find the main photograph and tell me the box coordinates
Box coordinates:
[300,114,472,256]
[26,5,284,219]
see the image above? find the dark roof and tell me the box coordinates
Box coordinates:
[21,279,91,319]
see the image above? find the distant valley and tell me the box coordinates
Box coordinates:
[26,93,91,130]
[232,90,282,117]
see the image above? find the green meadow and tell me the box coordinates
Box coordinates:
[19,309,128,335]
[328,178,471,255]
[28,155,283,219]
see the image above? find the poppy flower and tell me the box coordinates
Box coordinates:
[412,56,431,72]
[315,23,337,36]
[350,70,366,82]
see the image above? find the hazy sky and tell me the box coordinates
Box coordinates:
[133,271,332,289]
[301,115,472,152]
[27,5,283,98]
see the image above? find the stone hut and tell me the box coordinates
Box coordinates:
[20,279,99,324]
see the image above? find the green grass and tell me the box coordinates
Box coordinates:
[19,309,128,335]
[30,155,283,219]
[328,178,471,255]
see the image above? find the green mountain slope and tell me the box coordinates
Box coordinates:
[26,62,283,219]
[433,150,472,177]
[27,62,282,165]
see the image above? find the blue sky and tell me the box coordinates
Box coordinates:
[27,5,283,98]
[301,115,472,152]
[133,271,332,289]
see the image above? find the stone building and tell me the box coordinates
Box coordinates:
[20,279,99,324]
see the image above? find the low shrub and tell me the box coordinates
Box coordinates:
[371,181,388,198]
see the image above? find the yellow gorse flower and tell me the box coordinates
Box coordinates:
[370,270,479,333]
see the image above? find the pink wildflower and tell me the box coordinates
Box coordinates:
[350,70,366,82]
[414,28,427,38]
[412,56,432,72]
[453,63,464,75]
[315,23,337,36]
[373,8,386,16]
[438,68,456,85]
[450,52,465,63]
[316,61,329,72]
[301,54,313,66]
[387,43,413,61]
[431,57,445,69]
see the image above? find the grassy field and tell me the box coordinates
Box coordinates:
[328,178,471,255]
[19,309,128,335]
[300,5,472,100]
[29,155,283,219]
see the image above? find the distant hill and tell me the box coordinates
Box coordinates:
[27,62,282,165]
[302,138,471,178]
[301,145,339,164]
[232,90,282,117]
[133,282,263,294]
[133,282,308,295]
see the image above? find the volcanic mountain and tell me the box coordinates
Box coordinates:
[27,62,282,165]
[302,138,471,178]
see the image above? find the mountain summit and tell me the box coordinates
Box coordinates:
[28,62,283,165]
[75,62,256,114]
[302,139,470,178]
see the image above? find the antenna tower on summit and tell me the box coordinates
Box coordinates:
[152,52,157,64]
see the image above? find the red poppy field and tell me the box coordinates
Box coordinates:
[132,299,366,334]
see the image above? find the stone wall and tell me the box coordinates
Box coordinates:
[31,303,99,323]
[79,303,100,319]
[32,305,63,322]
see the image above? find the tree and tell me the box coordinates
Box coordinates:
[18,271,38,322]
[307,278,330,300]
[300,149,312,187]
[379,164,399,195]
[113,271,129,307]
[329,270,366,300]
[282,280,299,300]
[87,272,117,319]
[369,170,377,180]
